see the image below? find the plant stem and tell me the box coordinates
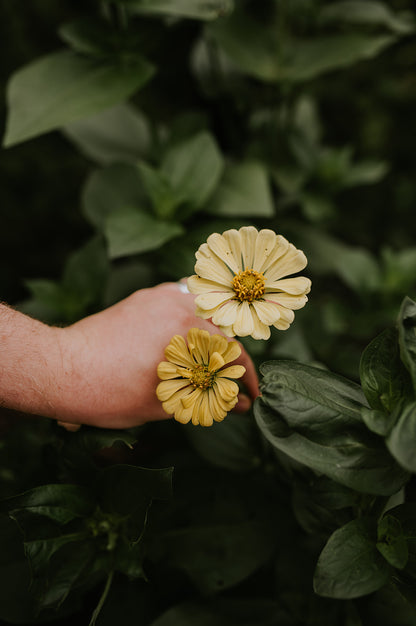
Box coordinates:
[89,570,114,626]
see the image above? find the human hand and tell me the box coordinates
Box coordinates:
[56,282,259,429]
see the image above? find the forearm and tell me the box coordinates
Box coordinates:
[0,304,63,418]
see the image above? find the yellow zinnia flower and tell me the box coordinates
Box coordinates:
[156,328,245,427]
[187,226,311,340]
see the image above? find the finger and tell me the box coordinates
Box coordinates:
[235,346,260,399]
[234,393,252,413]
[57,420,81,432]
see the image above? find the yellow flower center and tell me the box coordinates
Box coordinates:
[232,269,265,303]
[190,365,215,389]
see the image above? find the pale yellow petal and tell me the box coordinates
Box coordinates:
[240,226,258,270]
[222,340,242,364]
[264,244,307,283]
[232,300,254,337]
[217,364,246,379]
[209,334,229,356]
[195,243,234,285]
[214,377,239,402]
[273,306,295,330]
[208,351,225,371]
[212,300,240,327]
[264,292,308,310]
[257,234,289,273]
[252,229,277,271]
[219,324,235,337]
[251,300,281,325]
[157,361,180,380]
[265,276,311,294]
[195,305,213,320]
[156,378,191,402]
[250,306,271,340]
[165,335,194,367]
[207,233,240,274]
[195,291,234,311]
[222,228,243,271]
[187,275,233,295]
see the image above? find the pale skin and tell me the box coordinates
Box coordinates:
[0,283,259,430]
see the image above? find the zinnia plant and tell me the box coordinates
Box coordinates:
[156,327,245,426]
[187,226,311,340]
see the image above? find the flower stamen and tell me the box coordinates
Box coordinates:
[232,269,265,303]
[190,364,215,389]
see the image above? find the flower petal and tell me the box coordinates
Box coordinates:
[257,234,289,273]
[157,361,180,380]
[212,300,240,327]
[222,229,243,271]
[252,300,281,325]
[207,233,240,274]
[162,385,193,414]
[199,393,213,427]
[195,243,234,286]
[222,340,241,364]
[164,335,194,367]
[182,387,203,409]
[250,306,271,340]
[187,328,210,364]
[218,364,245,379]
[264,244,307,282]
[253,229,277,271]
[156,378,191,402]
[208,388,227,422]
[240,226,258,270]
[212,385,236,412]
[215,377,239,402]
[233,300,254,337]
[174,404,193,424]
[265,276,311,294]
[209,334,229,356]
[195,291,234,311]
[273,306,295,330]
[187,275,232,295]
[264,292,309,310]
[208,351,225,371]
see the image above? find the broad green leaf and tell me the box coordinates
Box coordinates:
[297,226,382,292]
[319,1,415,35]
[62,236,109,305]
[58,18,115,57]
[384,503,416,580]
[161,132,224,212]
[207,161,274,217]
[314,519,391,599]
[104,207,184,258]
[113,0,234,20]
[82,163,147,229]
[342,160,389,187]
[255,361,409,495]
[0,484,93,524]
[63,103,151,165]
[398,297,416,393]
[138,162,182,219]
[386,402,416,472]
[300,193,334,221]
[360,407,398,437]
[185,413,262,472]
[360,327,413,413]
[25,532,88,571]
[4,50,155,147]
[377,514,408,569]
[157,520,275,593]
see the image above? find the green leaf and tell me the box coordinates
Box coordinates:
[113,0,234,20]
[360,327,413,413]
[82,163,147,229]
[138,162,182,219]
[398,297,416,393]
[4,50,155,147]
[377,514,408,570]
[207,161,274,217]
[386,402,416,473]
[160,131,224,212]
[319,1,415,35]
[314,519,391,599]
[104,207,184,258]
[342,160,389,187]
[63,103,151,165]
[360,407,398,437]
[185,413,262,473]
[0,484,93,524]
[25,532,88,571]
[62,236,109,306]
[254,361,409,495]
